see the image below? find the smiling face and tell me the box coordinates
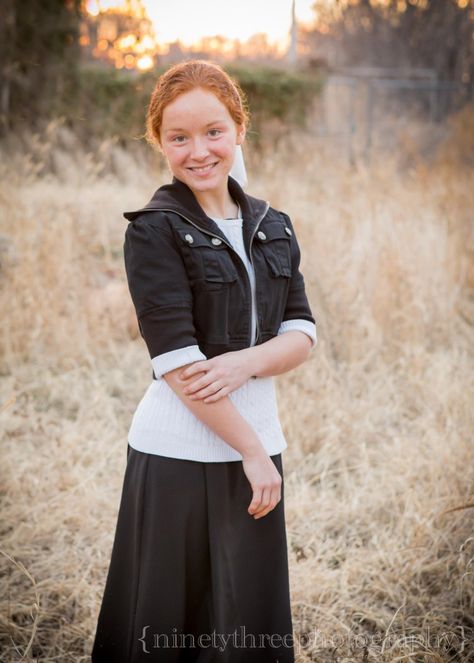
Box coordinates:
[159,87,246,196]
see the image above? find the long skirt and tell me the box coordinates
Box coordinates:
[91,444,295,662]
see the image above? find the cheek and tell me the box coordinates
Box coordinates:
[213,140,235,158]
[166,147,187,166]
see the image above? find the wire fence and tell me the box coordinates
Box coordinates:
[308,68,473,164]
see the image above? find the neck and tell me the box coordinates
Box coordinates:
[192,181,239,219]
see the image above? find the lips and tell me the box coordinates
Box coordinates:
[187,162,218,173]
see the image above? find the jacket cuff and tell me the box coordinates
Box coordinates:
[152,345,207,378]
[277,319,317,349]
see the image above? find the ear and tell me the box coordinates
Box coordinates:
[156,137,165,157]
[236,124,246,145]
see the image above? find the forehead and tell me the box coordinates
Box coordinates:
[161,87,233,131]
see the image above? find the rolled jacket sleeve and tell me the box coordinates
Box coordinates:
[123,216,207,378]
[280,212,317,339]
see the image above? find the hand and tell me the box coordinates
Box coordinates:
[241,448,282,519]
[178,349,254,403]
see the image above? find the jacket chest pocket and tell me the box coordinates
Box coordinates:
[255,222,292,279]
[177,229,238,344]
[254,221,293,333]
[177,229,238,289]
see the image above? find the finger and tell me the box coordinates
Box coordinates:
[203,387,227,403]
[179,362,208,381]
[254,502,278,519]
[182,372,208,389]
[273,476,282,505]
[252,487,272,518]
[248,486,263,515]
[254,489,280,519]
[188,381,223,400]
[183,374,213,395]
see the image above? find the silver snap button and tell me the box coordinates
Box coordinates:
[257,230,266,240]
[211,237,222,245]
[284,226,292,236]
[184,233,194,243]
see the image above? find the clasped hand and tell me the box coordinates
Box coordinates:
[178,350,254,403]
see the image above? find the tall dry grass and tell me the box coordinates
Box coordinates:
[0,107,473,661]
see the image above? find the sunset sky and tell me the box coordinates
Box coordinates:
[142,0,316,45]
[90,0,317,47]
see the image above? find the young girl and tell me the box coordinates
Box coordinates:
[91,59,317,662]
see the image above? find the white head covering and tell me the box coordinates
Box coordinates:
[229,144,248,189]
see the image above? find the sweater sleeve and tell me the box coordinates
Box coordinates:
[123,216,207,378]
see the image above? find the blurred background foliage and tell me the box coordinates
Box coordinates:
[70,64,323,146]
[0,0,472,147]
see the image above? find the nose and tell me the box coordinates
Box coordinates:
[190,137,210,161]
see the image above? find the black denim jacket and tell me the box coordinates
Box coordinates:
[123,175,316,379]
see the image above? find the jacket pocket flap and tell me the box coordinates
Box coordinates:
[177,229,213,248]
[256,222,292,243]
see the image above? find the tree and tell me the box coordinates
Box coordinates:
[304,0,473,83]
[0,0,82,135]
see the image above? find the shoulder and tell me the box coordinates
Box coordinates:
[241,187,289,227]
[260,203,291,225]
[123,211,177,247]
[123,213,184,270]
[124,210,173,232]
[261,205,295,235]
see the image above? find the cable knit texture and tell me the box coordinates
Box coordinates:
[127,210,317,462]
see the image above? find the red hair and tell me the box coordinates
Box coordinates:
[146,59,250,149]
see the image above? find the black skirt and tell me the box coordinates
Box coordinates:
[91,444,295,662]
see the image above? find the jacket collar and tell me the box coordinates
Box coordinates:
[123,175,270,246]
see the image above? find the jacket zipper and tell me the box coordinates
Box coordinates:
[148,204,270,347]
[247,207,269,345]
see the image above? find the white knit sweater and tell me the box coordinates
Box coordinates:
[127,211,317,462]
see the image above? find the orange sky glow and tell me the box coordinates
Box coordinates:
[87,0,317,49]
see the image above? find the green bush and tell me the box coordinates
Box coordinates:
[68,62,323,146]
[226,64,323,133]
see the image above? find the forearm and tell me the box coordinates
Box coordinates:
[242,331,313,378]
[163,364,266,459]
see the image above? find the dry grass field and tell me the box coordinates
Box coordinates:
[1,107,473,661]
